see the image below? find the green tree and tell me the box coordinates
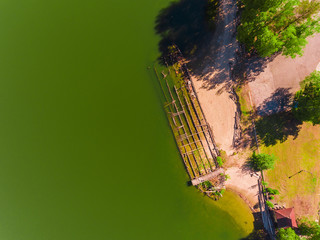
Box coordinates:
[293,72,320,124]
[277,227,301,239]
[299,219,320,239]
[249,152,276,171]
[237,0,320,58]
[300,70,320,88]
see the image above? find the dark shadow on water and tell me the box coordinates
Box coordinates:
[240,212,270,240]
[241,213,270,240]
[186,181,193,187]
[155,0,213,64]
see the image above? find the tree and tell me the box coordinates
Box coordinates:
[292,72,320,124]
[237,0,320,58]
[300,70,320,88]
[249,152,276,171]
[277,227,301,240]
[299,219,320,239]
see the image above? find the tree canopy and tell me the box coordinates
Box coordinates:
[249,152,276,171]
[237,0,320,58]
[299,219,320,239]
[293,71,320,124]
[277,227,301,240]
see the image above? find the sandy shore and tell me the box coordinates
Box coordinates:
[225,167,260,210]
[190,0,238,155]
[189,0,261,210]
[191,80,237,155]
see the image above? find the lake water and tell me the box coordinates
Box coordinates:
[0,0,252,239]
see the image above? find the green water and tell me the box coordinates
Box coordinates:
[0,0,253,239]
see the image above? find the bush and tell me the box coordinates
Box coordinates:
[205,0,219,29]
[202,181,213,189]
[249,152,276,171]
[220,173,230,181]
[298,218,320,238]
[216,156,223,167]
[266,201,274,208]
[266,188,279,195]
[277,228,300,240]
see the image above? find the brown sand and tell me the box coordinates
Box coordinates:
[225,167,260,209]
[190,0,238,155]
[191,80,237,155]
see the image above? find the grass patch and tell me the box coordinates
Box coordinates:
[261,122,320,218]
[235,84,253,125]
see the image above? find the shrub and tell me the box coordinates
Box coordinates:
[266,201,274,208]
[298,218,320,238]
[216,156,223,167]
[202,181,212,189]
[220,173,230,181]
[249,152,276,171]
[266,188,279,195]
[277,228,300,240]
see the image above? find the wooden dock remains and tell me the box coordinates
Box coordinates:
[153,46,223,187]
[191,168,225,186]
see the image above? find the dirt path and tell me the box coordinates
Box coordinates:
[191,0,239,155]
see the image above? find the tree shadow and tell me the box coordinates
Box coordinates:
[233,122,257,151]
[233,51,280,85]
[256,113,302,147]
[155,0,278,91]
[254,88,302,146]
[257,88,293,116]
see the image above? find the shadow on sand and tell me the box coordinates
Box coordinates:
[155,0,278,90]
[254,88,302,146]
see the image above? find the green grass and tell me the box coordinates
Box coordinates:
[235,85,253,116]
[261,122,320,218]
[235,84,254,128]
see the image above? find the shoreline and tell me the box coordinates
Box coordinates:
[187,0,260,214]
